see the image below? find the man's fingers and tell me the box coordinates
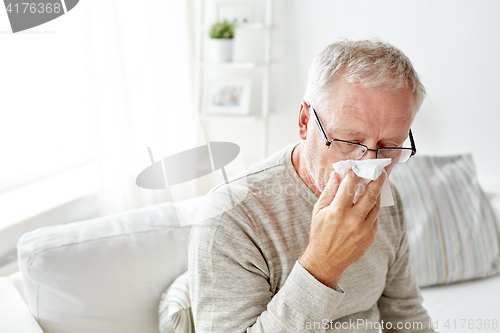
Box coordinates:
[333,170,359,208]
[313,170,341,216]
[354,172,386,216]
[364,195,381,225]
[371,218,379,238]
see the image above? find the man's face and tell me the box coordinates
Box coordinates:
[303,76,415,193]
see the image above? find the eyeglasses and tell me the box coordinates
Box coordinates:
[308,103,417,164]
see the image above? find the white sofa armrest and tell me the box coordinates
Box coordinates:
[0,277,44,333]
[16,195,205,333]
[9,271,28,305]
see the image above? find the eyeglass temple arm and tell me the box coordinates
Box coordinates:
[409,129,416,156]
[307,102,331,146]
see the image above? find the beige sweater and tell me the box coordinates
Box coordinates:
[188,143,435,333]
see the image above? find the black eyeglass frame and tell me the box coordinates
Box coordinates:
[307,103,417,162]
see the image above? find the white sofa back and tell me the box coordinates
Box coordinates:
[17,196,205,333]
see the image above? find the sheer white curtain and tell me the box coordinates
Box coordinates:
[82,0,200,216]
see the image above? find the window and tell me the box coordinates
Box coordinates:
[0,14,96,195]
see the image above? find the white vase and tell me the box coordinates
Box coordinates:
[209,38,234,63]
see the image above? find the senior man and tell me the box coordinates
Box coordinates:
[189,39,436,332]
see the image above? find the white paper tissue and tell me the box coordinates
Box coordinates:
[332,158,394,207]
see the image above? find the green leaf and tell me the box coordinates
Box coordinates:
[208,20,234,39]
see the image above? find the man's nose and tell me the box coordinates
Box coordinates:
[361,148,377,160]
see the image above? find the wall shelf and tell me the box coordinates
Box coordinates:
[197,61,269,69]
[200,23,272,31]
[194,0,274,160]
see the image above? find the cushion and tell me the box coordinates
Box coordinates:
[17,196,205,333]
[158,271,194,333]
[488,192,500,221]
[390,154,500,287]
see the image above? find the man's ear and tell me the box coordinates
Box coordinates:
[298,101,310,140]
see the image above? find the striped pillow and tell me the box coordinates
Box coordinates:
[158,271,195,333]
[390,154,500,287]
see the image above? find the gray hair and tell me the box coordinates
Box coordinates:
[303,38,426,116]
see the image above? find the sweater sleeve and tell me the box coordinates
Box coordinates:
[188,193,346,333]
[377,188,436,333]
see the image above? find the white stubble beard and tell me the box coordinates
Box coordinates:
[303,141,329,195]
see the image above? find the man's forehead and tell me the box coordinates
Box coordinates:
[326,77,417,117]
[327,126,409,142]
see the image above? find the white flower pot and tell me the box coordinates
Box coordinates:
[209,38,234,63]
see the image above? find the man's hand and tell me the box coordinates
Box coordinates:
[298,170,386,289]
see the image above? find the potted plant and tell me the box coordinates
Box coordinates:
[208,20,235,63]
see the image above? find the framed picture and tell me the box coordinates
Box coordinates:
[205,79,252,115]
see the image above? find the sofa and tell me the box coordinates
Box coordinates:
[1,155,500,333]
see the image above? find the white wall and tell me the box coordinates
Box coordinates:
[267,0,500,189]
